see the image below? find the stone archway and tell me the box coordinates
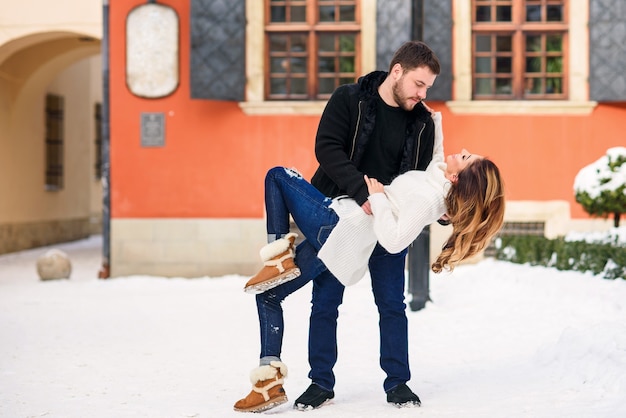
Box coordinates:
[0,32,103,254]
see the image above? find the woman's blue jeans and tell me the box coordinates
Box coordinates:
[256,167,338,359]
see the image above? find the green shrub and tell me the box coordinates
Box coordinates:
[494,235,625,280]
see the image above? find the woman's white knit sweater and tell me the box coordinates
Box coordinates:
[317,112,449,286]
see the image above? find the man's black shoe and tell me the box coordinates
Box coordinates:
[293,383,334,411]
[386,383,421,408]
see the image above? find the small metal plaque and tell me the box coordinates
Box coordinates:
[141,112,165,147]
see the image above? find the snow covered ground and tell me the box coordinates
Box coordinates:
[1,235,625,418]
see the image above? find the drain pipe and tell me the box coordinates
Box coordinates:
[407,0,431,310]
[99,0,111,279]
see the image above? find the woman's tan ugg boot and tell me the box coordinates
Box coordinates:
[233,361,288,413]
[244,233,300,294]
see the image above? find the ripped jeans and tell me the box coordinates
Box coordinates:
[256,167,338,361]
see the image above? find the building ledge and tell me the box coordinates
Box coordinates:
[239,100,599,116]
[239,101,326,116]
[446,100,598,115]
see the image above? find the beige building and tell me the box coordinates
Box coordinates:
[0,1,103,255]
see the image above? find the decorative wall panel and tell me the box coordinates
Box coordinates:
[190,0,245,101]
[589,0,626,101]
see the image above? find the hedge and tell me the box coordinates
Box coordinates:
[494,235,626,280]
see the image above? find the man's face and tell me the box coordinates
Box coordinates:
[391,65,437,111]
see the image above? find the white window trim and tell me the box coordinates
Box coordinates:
[239,0,376,115]
[448,0,596,115]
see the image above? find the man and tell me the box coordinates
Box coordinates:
[294,40,440,410]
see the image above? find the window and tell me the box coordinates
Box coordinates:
[95,103,102,179]
[265,0,360,100]
[45,94,64,190]
[472,0,567,100]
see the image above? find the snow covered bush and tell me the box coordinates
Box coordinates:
[574,147,626,227]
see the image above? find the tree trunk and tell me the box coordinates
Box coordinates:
[614,212,621,228]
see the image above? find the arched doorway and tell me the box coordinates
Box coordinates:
[0,32,102,254]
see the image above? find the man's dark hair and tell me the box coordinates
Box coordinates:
[388,41,441,75]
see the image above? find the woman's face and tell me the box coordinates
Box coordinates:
[446,149,484,174]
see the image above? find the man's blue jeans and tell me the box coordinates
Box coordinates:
[308,244,409,392]
[256,167,410,393]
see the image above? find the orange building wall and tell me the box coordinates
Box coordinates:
[435,103,626,219]
[110,1,625,221]
[110,0,321,219]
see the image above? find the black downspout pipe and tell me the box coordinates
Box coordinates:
[407,0,431,311]
[99,0,111,279]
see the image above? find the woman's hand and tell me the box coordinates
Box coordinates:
[365,175,384,195]
[422,100,435,115]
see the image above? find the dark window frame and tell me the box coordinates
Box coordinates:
[95,103,103,180]
[265,0,361,100]
[45,94,64,191]
[471,0,569,100]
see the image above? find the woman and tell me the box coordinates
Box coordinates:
[234,113,505,412]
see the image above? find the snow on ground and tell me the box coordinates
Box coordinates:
[1,235,625,418]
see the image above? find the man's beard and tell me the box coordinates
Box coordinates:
[392,78,420,111]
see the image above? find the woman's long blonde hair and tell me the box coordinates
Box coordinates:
[432,158,505,273]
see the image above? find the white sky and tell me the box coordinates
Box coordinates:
[1,234,625,418]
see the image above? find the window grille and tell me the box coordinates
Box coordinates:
[95,103,102,179]
[45,94,64,191]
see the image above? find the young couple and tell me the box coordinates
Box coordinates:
[233,41,505,413]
